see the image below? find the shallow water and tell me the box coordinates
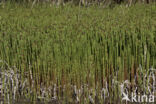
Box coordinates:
[0,98,122,104]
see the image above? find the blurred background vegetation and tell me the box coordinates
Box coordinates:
[0,0,155,7]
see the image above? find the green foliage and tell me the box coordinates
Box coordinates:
[0,3,155,103]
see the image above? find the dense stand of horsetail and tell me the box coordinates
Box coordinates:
[0,1,156,104]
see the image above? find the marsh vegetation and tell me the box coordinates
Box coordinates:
[0,2,156,104]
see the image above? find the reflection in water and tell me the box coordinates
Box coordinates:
[0,60,155,104]
[0,101,4,104]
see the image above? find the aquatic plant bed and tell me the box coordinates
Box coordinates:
[0,3,156,104]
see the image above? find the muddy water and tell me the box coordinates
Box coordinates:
[0,99,124,104]
[0,98,124,104]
